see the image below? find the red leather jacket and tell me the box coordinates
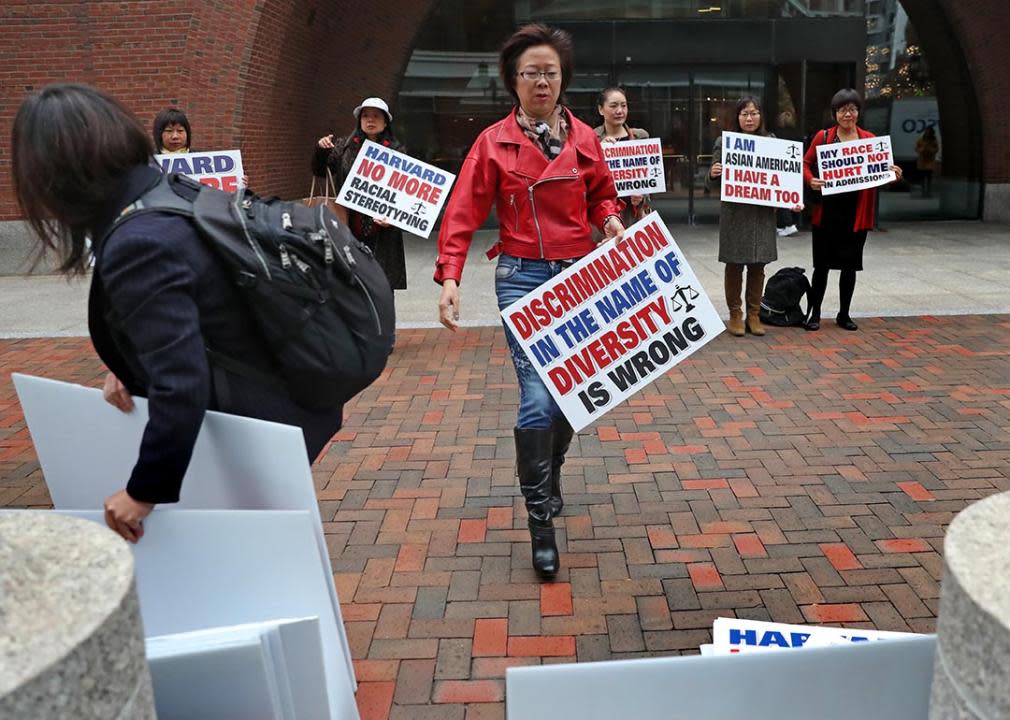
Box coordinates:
[434,108,622,285]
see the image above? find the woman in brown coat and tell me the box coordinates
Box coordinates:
[707,96,793,336]
[594,86,653,228]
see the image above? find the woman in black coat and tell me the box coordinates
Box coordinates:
[312,97,407,293]
[11,84,343,542]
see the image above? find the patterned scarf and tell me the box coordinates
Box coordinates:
[516,106,568,160]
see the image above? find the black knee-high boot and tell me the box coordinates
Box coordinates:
[549,418,574,515]
[514,427,559,578]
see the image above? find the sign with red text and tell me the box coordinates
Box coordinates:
[500,212,724,432]
[601,138,666,197]
[816,135,896,196]
[155,150,244,192]
[719,131,803,209]
[336,139,456,239]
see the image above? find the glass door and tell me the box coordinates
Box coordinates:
[691,68,766,223]
[616,68,691,224]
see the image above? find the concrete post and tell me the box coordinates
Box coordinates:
[929,491,1010,719]
[0,513,155,719]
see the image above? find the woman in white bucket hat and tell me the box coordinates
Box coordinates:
[312,97,408,303]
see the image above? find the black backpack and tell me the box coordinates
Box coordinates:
[103,173,394,410]
[759,267,810,327]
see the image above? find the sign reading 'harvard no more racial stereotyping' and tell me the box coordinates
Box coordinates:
[155,150,244,192]
[336,139,456,239]
[501,212,724,432]
[815,135,896,196]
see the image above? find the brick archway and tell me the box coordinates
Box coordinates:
[0,1,1007,221]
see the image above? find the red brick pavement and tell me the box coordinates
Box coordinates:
[3,315,1010,719]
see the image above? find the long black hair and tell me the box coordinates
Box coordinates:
[152,107,192,152]
[11,83,153,275]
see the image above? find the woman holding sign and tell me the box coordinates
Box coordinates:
[803,89,902,331]
[313,97,407,296]
[594,87,652,227]
[707,96,796,337]
[435,24,624,579]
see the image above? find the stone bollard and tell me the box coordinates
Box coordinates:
[0,513,155,719]
[929,491,1010,719]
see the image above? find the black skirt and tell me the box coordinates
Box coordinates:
[812,191,867,271]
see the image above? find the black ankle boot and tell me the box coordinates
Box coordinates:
[805,312,821,332]
[549,419,574,516]
[514,427,559,578]
[836,314,858,331]
[528,517,559,578]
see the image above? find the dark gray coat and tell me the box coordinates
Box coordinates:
[707,136,778,265]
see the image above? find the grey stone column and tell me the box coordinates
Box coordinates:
[0,513,155,719]
[929,491,1010,719]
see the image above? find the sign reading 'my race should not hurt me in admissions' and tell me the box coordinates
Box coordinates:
[815,135,896,196]
[719,131,803,209]
[336,139,456,239]
[501,212,724,432]
[601,138,666,198]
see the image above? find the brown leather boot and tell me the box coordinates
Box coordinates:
[745,264,766,336]
[724,264,745,336]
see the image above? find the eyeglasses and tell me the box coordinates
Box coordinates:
[739,111,761,118]
[518,70,561,82]
[837,106,859,115]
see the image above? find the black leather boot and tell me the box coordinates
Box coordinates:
[514,427,559,578]
[549,418,574,516]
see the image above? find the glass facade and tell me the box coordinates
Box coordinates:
[396,0,980,225]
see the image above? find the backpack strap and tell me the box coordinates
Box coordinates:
[98,173,200,256]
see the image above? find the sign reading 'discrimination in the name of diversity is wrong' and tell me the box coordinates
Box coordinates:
[816,135,896,196]
[155,150,245,192]
[336,139,456,239]
[719,131,804,210]
[601,138,666,198]
[501,212,724,432]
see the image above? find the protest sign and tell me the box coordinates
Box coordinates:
[719,131,803,209]
[155,150,244,192]
[336,139,456,239]
[601,138,666,198]
[816,135,896,196]
[146,617,329,720]
[506,634,936,720]
[711,617,915,655]
[56,510,356,720]
[11,374,356,690]
[500,212,723,432]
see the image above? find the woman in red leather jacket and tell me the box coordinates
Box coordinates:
[435,24,624,579]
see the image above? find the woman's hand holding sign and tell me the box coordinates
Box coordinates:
[602,215,625,243]
[709,161,722,179]
[439,279,460,331]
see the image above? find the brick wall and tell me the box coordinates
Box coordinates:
[1,0,1006,220]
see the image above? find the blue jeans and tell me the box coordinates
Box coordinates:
[495,254,574,430]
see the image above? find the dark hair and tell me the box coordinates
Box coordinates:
[153,107,192,152]
[11,83,153,275]
[597,86,626,108]
[730,95,768,135]
[499,23,574,105]
[830,88,863,113]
